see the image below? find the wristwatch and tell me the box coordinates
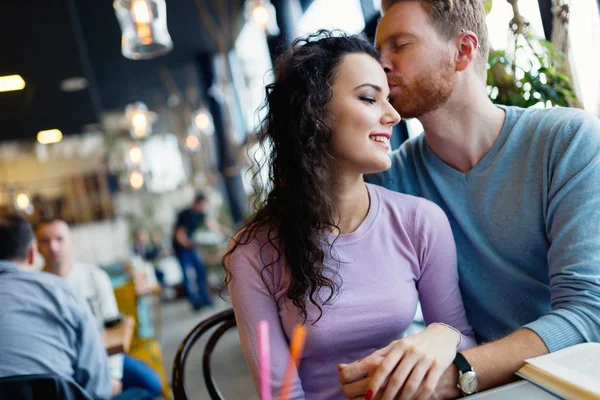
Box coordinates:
[453,352,479,396]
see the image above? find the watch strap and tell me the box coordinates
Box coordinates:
[453,352,472,374]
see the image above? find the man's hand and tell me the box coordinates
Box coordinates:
[432,364,461,399]
[340,324,460,400]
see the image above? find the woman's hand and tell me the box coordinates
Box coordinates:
[361,324,460,400]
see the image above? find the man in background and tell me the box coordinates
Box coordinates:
[37,218,162,399]
[172,192,225,310]
[0,213,112,399]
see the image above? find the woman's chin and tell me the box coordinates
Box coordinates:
[363,158,392,175]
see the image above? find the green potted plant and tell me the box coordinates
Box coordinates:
[485,0,577,108]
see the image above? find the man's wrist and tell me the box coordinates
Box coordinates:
[437,364,462,399]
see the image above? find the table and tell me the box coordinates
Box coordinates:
[103,316,135,356]
[470,380,559,399]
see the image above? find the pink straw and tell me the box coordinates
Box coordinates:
[258,320,272,400]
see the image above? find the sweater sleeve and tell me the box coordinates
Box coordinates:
[227,239,305,399]
[524,111,600,351]
[414,200,477,351]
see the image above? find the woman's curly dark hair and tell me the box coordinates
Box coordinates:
[223,30,380,323]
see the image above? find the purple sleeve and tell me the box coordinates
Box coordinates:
[227,239,306,399]
[415,200,477,350]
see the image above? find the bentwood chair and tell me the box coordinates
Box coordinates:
[0,373,92,400]
[172,308,237,400]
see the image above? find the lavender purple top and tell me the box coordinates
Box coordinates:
[228,183,476,399]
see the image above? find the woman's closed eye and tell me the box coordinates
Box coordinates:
[359,96,377,105]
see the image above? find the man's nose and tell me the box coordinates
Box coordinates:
[380,52,393,73]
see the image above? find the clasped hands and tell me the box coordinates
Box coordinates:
[338,324,460,400]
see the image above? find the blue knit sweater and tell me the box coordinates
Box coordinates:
[368,105,600,352]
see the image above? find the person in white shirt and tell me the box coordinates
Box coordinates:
[36,219,162,399]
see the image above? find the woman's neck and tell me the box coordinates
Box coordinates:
[330,174,370,235]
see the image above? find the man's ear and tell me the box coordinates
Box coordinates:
[455,30,478,72]
[27,244,36,266]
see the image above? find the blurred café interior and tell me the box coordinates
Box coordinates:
[0,0,598,399]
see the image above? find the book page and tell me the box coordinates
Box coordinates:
[525,343,600,395]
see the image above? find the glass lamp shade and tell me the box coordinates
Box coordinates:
[124,102,157,139]
[192,107,215,136]
[114,0,173,60]
[244,0,280,36]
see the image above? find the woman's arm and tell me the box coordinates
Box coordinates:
[416,200,476,349]
[227,240,305,399]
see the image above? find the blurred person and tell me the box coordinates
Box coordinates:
[133,229,163,262]
[223,32,475,399]
[132,229,165,286]
[0,213,112,399]
[172,192,226,310]
[36,218,162,399]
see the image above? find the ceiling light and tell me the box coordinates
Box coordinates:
[0,75,26,92]
[128,145,143,165]
[129,171,145,190]
[185,134,200,151]
[195,111,211,130]
[132,0,152,23]
[37,129,63,144]
[114,0,173,60]
[125,102,156,139]
[132,113,148,132]
[60,77,88,92]
[15,193,30,211]
[252,6,269,26]
[193,108,214,136]
[244,0,280,36]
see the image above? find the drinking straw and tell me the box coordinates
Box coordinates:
[259,320,272,400]
[279,325,307,400]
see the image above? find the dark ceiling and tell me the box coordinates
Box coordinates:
[0,0,254,142]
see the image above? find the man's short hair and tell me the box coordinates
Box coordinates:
[35,217,67,234]
[381,0,489,74]
[0,213,34,261]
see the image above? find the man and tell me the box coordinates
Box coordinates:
[0,213,112,399]
[339,1,600,399]
[36,218,162,399]
[172,192,224,309]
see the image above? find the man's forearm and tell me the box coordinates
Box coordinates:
[464,328,549,390]
[438,328,549,398]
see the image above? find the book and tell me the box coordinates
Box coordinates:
[516,342,600,400]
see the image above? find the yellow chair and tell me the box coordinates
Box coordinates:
[114,281,172,400]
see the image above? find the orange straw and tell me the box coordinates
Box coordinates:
[279,325,307,400]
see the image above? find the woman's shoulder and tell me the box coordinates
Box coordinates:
[225,226,282,268]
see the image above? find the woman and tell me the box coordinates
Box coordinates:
[224,31,475,400]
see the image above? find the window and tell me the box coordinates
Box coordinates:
[568,0,600,114]
[297,0,365,36]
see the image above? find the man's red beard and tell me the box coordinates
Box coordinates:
[388,55,456,119]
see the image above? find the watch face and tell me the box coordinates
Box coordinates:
[460,371,479,394]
